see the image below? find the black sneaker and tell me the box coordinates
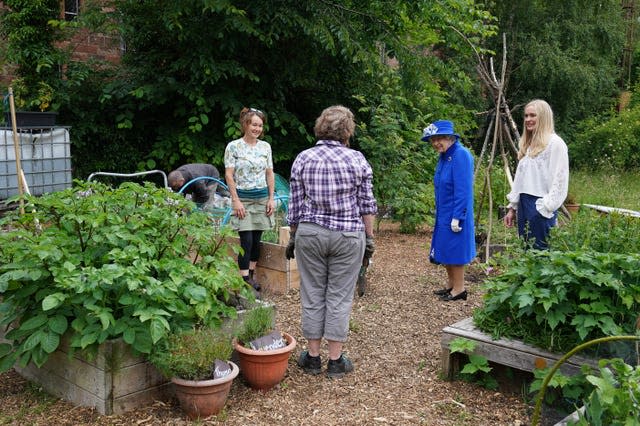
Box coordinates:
[326,354,354,379]
[297,350,322,375]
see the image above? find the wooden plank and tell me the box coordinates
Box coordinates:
[112,361,167,398]
[278,226,291,245]
[441,317,597,380]
[255,268,288,295]
[256,241,288,270]
[17,361,112,414]
[17,350,110,398]
[113,383,172,414]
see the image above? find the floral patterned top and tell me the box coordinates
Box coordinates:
[223,138,273,190]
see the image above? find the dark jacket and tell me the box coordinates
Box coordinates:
[176,163,220,204]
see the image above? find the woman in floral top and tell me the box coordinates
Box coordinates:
[224,108,275,292]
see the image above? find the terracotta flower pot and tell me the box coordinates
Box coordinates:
[171,361,239,419]
[565,203,580,215]
[233,332,296,390]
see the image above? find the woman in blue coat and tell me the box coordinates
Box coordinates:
[421,120,476,301]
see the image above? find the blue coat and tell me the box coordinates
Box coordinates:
[430,141,476,265]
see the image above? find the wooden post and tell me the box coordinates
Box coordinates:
[8,86,25,214]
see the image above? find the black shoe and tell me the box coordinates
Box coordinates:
[433,287,452,296]
[248,270,260,290]
[249,278,261,292]
[297,350,322,375]
[440,290,467,301]
[243,275,261,292]
[326,354,354,379]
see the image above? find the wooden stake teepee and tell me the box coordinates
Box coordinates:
[461,33,570,262]
[461,33,521,263]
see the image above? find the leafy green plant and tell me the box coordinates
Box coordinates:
[574,358,640,425]
[474,248,640,353]
[531,335,640,426]
[449,337,498,390]
[0,181,253,372]
[529,366,594,411]
[572,105,640,170]
[0,0,75,112]
[234,305,275,347]
[149,327,233,380]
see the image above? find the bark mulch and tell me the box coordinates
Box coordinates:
[0,222,534,425]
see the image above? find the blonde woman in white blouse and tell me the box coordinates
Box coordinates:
[503,99,569,249]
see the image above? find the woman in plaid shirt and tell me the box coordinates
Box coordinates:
[286,105,377,379]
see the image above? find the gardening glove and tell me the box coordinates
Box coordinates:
[450,218,462,233]
[285,232,295,260]
[364,236,375,259]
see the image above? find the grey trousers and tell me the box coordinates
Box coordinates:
[295,222,365,342]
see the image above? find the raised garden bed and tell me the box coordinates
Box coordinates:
[0,301,271,415]
[441,317,598,380]
[8,334,168,415]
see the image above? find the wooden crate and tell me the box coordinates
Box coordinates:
[11,335,169,415]
[254,240,299,295]
[227,227,299,295]
[441,317,597,380]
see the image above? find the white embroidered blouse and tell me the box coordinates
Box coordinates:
[506,134,569,218]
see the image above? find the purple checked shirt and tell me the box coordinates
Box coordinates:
[287,140,377,232]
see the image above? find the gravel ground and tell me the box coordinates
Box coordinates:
[0,222,534,425]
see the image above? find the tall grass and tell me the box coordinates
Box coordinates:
[569,169,640,210]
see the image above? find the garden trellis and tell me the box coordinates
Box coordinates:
[454,32,520,262]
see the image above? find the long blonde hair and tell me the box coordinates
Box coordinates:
[518,99,555,159]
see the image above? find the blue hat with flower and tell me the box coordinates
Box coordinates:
[421,120,460,142]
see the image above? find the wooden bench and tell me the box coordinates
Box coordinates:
[441,317,597,380]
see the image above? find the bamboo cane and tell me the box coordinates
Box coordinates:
[8,87,25,215]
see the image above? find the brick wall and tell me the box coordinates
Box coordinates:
[58,29,123,65]
[0,0,122,87]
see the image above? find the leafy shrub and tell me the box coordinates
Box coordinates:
[474,249,640,353]
[476,209,640,353]
[548,209,640,253]
[0,181,251,372]
[354,76,439,233]
[571,106,640,170]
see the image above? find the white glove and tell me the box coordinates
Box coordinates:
[451,218,462,233]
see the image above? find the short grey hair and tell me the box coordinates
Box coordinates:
[314,105,355,145]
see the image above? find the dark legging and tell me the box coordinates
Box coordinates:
[238,230,263,269]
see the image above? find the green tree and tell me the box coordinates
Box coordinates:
[0,0,65,111]
[71,0,494,172]
[485,0,626,138]
[4,0,497,229]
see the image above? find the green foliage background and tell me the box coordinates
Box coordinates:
[2,0,639,229]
